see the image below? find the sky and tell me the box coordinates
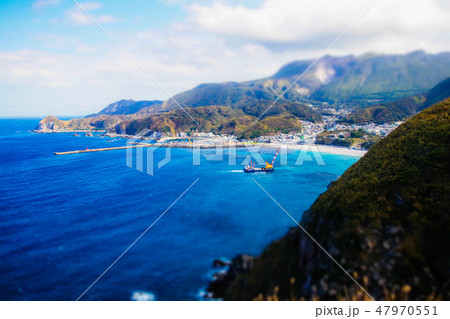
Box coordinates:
[1,0,450,117]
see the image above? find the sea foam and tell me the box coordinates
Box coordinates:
[131,291,156,301]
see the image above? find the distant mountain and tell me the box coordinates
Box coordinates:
[86,99,163,117]
[345,77,450,123]
[163,51,450,109]
[208,99,450,300]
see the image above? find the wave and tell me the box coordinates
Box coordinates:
[195,288,223,301]
[131,290,156,301]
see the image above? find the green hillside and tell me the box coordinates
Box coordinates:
[36,96,320,137]
[212,99,450,301]
[162,82,274,109]
[109,105,314,138]
[345,77,450,123]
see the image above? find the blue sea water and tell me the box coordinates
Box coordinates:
[0,119,361,301]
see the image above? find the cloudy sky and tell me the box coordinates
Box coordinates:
[1,0,450,117]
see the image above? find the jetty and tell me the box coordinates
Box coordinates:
[53,137,254,155]
[53,144,152,155]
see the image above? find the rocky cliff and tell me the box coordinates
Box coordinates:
[35,114,130,132]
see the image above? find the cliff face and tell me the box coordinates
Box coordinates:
[35,116,70,131]
[34,99,163,132]
[215,99,450,301]
[35,114,134,132]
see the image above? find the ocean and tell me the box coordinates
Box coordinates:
[0,119,361,301]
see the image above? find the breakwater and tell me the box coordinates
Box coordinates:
[53,142,248,155]
[53,144,151,155]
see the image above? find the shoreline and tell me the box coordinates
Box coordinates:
[156,142,367,157]
[265,143,367,157]
[32,129,105,133]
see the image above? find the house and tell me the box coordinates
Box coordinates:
[338,131,350,138]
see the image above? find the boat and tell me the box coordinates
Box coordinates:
[244,148,279,173]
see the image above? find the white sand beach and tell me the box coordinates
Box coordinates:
[265,143,368,157]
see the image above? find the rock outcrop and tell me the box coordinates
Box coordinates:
[207,255,255,299]
[35,116,69,131]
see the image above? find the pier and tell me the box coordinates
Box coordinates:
[53,142,249,155]
[53,144,151,155]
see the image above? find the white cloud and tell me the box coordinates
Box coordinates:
[76,44,96,53]
[67,11,120,25]
[4,0,450,116]
[187,0,450,53]
[33,0,61,10]
[77,2,102,11]
[66,2,120,26]
[97,15,120,24]
[0,24,303,116]
[67,11,91,25]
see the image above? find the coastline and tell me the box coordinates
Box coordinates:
[32,129,105,133]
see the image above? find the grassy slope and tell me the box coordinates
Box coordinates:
[225,99,450,301]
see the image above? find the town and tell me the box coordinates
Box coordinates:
[166,105,404,150]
